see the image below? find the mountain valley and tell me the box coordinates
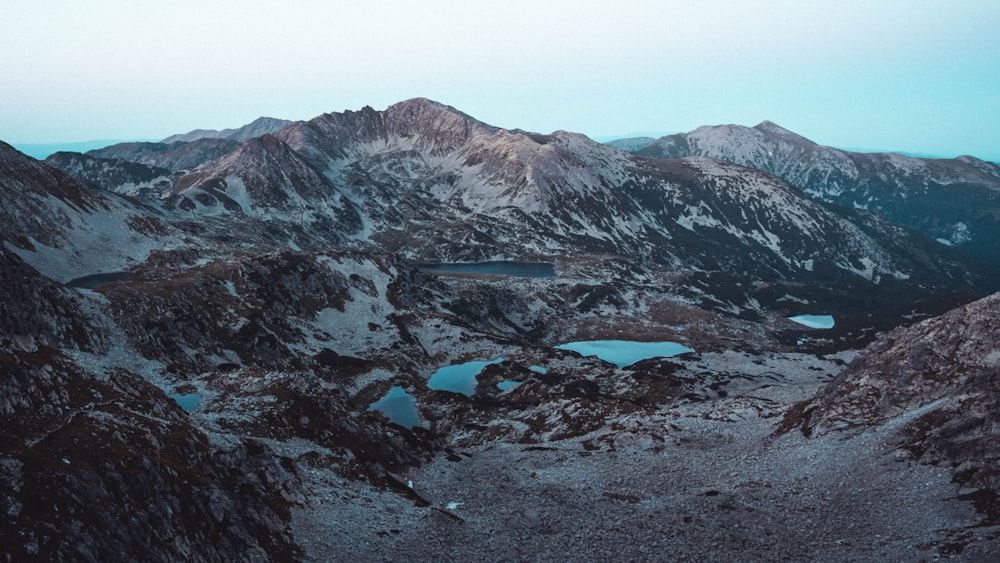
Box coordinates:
[3,99,1000,560]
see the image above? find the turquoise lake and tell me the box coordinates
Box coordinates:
[555,340,694,368]
[496,381,522,391]
[367,386,420,428]
[428,358,504,396]
[788,315,835,329]
[168,393,201,412]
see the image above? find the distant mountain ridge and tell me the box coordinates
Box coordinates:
[618,121,1000,260]
[42,98,985,312]
[11,140,152,160]
[19,98,997,310]
[161,116,292,144]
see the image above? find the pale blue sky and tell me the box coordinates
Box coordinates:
[3,0,998,160]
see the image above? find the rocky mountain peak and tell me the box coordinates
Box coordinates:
[753,120,816,145]
[627,119,1000,262]
[385,98,490,151]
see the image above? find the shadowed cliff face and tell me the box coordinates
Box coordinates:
[0,256,302,562]
[0,350,302,562]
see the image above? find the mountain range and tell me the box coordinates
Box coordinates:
[615,122,1000,260]
[3,98,1000,560]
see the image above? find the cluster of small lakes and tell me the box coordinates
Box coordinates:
[365,262,836,428]
[162,261,835,420]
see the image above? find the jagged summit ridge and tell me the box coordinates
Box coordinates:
[277,97,498,161]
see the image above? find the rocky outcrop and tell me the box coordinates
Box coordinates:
[100,251,437,375]
[782,291,1000,517]
[44,151,174,197]
[0,250,111,364]
[0,349,300,562]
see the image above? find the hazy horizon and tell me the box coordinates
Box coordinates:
[3,1,998,161]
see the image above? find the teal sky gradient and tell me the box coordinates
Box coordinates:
[2,0,998,160]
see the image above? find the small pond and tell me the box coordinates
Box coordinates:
[168,393,201,412]
[428,358,504,396]
[416,261,556,278]
[788,315,835,329]
[555,340,694,368]
[496,381,522,391]
[367,386,420,428]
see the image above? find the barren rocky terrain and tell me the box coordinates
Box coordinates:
[281,347,1000,561]
[3,99,1000,560]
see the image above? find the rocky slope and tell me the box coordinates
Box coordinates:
[783,291,1000,521]
[0,248,300,561]
[81,138,241,174]
[39,99,993,310]
[43,151,174,198]
[167,134,363,242]
[0,141,201,281]
[628,121,1000,261]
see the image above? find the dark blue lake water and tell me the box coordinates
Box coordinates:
[417,261,556,278]
[66,272,136,289]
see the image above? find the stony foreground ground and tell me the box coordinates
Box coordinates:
[286,350,1000,561]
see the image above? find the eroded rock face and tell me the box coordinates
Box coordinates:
[783,291,1000,516]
